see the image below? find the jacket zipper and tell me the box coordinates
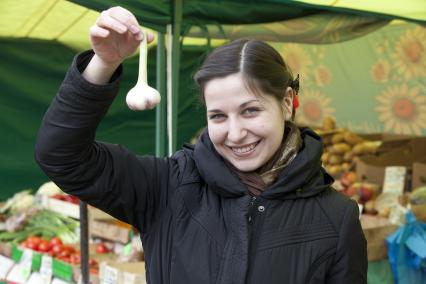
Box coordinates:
[246,196,259,284]
[247,196,257,223]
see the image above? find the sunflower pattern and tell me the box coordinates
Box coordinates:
[375,85,426,135]
[280,44,312,80]
[371,60,390,83]
[391,27,426,79]
[270,23,425,135]
[315,65,332,86]
[295,90,336,127]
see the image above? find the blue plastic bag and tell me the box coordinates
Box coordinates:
[386,211,426,284]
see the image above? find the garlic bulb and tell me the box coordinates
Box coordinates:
[126,30,161,110]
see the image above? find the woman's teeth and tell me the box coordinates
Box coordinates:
[232,142,258,154]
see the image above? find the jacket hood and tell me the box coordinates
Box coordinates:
[191,128,334,200]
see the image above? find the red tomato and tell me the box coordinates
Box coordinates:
[38,240,51,253]
[69,254,80,264]
[52,244,63,255]
[27,242,39,251]
[49,237,63,247]
[27,236,42,246]
[95,243,109,254]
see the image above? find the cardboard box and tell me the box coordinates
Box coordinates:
[360,215,398,261]
[90,219,132,244]
[412,161,426,190]
[99,261,146,284]
[356,137,426,186]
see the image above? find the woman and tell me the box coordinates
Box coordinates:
[35,6,367,284]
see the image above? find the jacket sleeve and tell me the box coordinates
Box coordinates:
[34,51,178,235]
[326,200,368,283]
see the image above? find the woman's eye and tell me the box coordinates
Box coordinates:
[243,108,260,115]
[209,113,225,120]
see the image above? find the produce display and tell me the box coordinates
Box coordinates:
[0,183,144,283]
[316,116,381,178]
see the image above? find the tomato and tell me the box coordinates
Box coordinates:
[26,241,39,251]
[95,243,109,254]
[52,244,63,255]
[38,240,51,253]
[27,236,42,246]
[49,237,63,247]
[59,250,71,258]
[69,254,80,265]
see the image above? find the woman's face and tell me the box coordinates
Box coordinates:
[204,73,292,172]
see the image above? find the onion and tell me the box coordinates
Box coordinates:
[126,30,161,110]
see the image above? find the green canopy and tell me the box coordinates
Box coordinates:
[0,0,425,197]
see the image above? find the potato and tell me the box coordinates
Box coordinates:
[330,143,351,155]
[321,152,331,163]
[341,162,352,172]
[331,133,345,144]
[322,116,336,131]
[343,151,354,162]
[327,165,343,176]
[328,154,343,165]
[343,131,364,145]
[353,141,381,155]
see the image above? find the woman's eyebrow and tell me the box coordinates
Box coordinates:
[240,99,260,108]
[207,99,260,113]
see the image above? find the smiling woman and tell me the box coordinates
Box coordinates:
[35,6,367,284]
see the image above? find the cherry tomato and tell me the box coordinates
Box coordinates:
[38,240,51,253]
[49,237,63,247]
[52,244,63,255]
[95,243,109,254]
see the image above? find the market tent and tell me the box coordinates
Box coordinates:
[0,0,425,197]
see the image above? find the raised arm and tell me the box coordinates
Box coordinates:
[34,7,171,235]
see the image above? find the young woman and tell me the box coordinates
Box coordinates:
[35,6,367,284]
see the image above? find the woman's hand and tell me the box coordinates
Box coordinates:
[89,6,153,66]
[83,6,154,85]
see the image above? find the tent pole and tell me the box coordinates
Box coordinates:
[155,32,167,157]
[170,0,182,154]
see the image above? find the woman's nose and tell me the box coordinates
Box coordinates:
[227,119,247,143]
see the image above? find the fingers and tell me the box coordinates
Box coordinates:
[94,6,155,42]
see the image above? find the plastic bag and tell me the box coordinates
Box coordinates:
[386,211,426,284]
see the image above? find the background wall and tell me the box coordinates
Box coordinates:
[271,22,426,134]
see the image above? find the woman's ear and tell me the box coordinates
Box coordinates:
[282,87,294,120]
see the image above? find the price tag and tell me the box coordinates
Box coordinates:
[51,278,70,284]
[10,248,33,282]
[102,266,118,284]
[26,272,45,284]
[0,255,14,279]
[39,255,53,283]
[6,264,30,284]
[383,166,406,195]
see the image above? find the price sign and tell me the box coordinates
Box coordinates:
[39,255,53,283]
[102,266,118,284]
[0,255,14,279]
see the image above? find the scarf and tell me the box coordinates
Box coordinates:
[226,121,302,196]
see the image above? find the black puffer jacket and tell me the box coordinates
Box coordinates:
[35,51,367,284]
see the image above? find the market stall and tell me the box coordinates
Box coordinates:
[0,0,425,283]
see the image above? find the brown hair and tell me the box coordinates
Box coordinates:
[194,39,297,105]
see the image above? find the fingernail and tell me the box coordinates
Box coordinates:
[130,25,140,34]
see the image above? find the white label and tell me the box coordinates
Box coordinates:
[123,272,146,284]
[39,255,53,283]
[0,255,14,279]
[6,264,31,284]
[51,278,71,284]
[383,166,406,195]
[20,249,33,266]
[102,266,118,284]
[26,272,46,284]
